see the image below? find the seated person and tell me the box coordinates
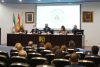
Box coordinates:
[59,25,67,35]
[25,41,34,49]
[16,43,23,51]
[86,46,99,56]
[68,40,79,51]
[72,25,79,33]
[60,45,67,52]
[64,52,86,67]
[18,50,27,57]
[43,23,51,33]
[52,46,60,53]
[30,25,39,34]
[54,49,64,59]
[18,25,25,33]
[38,42,45,49]
[45,42,52,50]
[13,43,21,50]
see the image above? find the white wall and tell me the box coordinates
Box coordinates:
[0,2,100,46]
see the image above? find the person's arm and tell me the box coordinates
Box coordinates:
[30,29,33,33]
[43,28,45,32]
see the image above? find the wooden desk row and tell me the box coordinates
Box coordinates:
[7,34,85,48]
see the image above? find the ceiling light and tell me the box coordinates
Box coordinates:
[19,0,22,2]
[38,0,41,1]
[2,0,4,2]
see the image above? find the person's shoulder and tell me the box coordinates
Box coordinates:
[64,65,71,67]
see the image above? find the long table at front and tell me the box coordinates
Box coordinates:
[7,34,85,48]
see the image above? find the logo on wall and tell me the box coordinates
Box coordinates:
[50,8,64,23]
[39,36,45,42]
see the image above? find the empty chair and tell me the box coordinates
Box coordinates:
[24,47,33,50]
[67,49,76,54]
[0,51,9,61]
[10,56,28,64]
[45,53,55,64]
[37,48,45,53]
[84,56,100,67]
[64,54,70,59]
[62,51,68,56]
[36,65,55,67]
[0,55,9,67]
[25,49,37,54]
[9,63,30,67]
[51,59,70,67]
[76,52,86,59]
[27,53,42,61]
[10,52,18,57]
[79,60,95,67]
[0,61,7,67]
[30,57,47,67]
[40,50,51,57]
[10,49,17,54]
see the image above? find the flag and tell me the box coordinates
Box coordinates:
[16,13,20,32]
[12,14,15,33]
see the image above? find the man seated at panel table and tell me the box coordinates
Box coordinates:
[71,25,79,33]
[43,23,51,33]
[30,25,39,34]
[85,46,99,56]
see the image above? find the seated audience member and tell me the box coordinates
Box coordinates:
[52,46,60,53]
[54,49,64,59]
[18,25,25,33]
[26,41,34,49]
[18,50,27,57]
[30,25,39,34]
[43,23,51,33]
[71,25,79,33]
[39,42,45,48]
[45,42,52,50]
[16,43,23,51]
[68,40,75,49]
[13,43,21,50]
[86,46,99,56]
[61,45,67,52]
[64,52,85,67]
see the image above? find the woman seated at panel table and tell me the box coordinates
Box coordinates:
[59,25,67,35]
[18,25,25,33]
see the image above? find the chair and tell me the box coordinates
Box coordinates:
[0,51,9,61]
[37,48,45,53]
[27,53,42,61]
[36,65,55,67]
[0,61,7,67]
[40,50,51,57]
[64,54,70,59]
[30,57,47,67]
[10,52,18,57]
[79,60,95,67]
[10,56,28,64]
[0,55,9,67]
[62,51,68,56]
[24,47,33,50]
[84,56,100,67]
[51,59,70,67]
[9,63,30,67]
[67,49,76,54]
[76,52,86,59]
[26,49,37,54]
[10,49,17,54]
[45,53,55,64]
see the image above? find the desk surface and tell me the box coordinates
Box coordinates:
[7,34,85,48]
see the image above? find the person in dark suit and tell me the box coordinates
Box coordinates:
[25,41,34,49]
[72,25,79,33]
[86,46,99,56]
[43,23,51,33]
[31,25,39,34]
[18,25,25,33]
[64,53,86,67]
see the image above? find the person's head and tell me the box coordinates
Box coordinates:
[91,46,99,55]
[33,25,36,29]
[20,25,23,29]
[52,46,60,53]
[45,42,52,50]
[45,23,48,27]
[61,45,67,51]
[61,25,66,31]
[54,49,64,59]
[69,52,79,64]
[39,42,45,47]
[73,25,77,29]
[16,44,23,51]
[14,43,21,48]
[18,50,27,57]
[69,40,75,47]
[28,41,33,46]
